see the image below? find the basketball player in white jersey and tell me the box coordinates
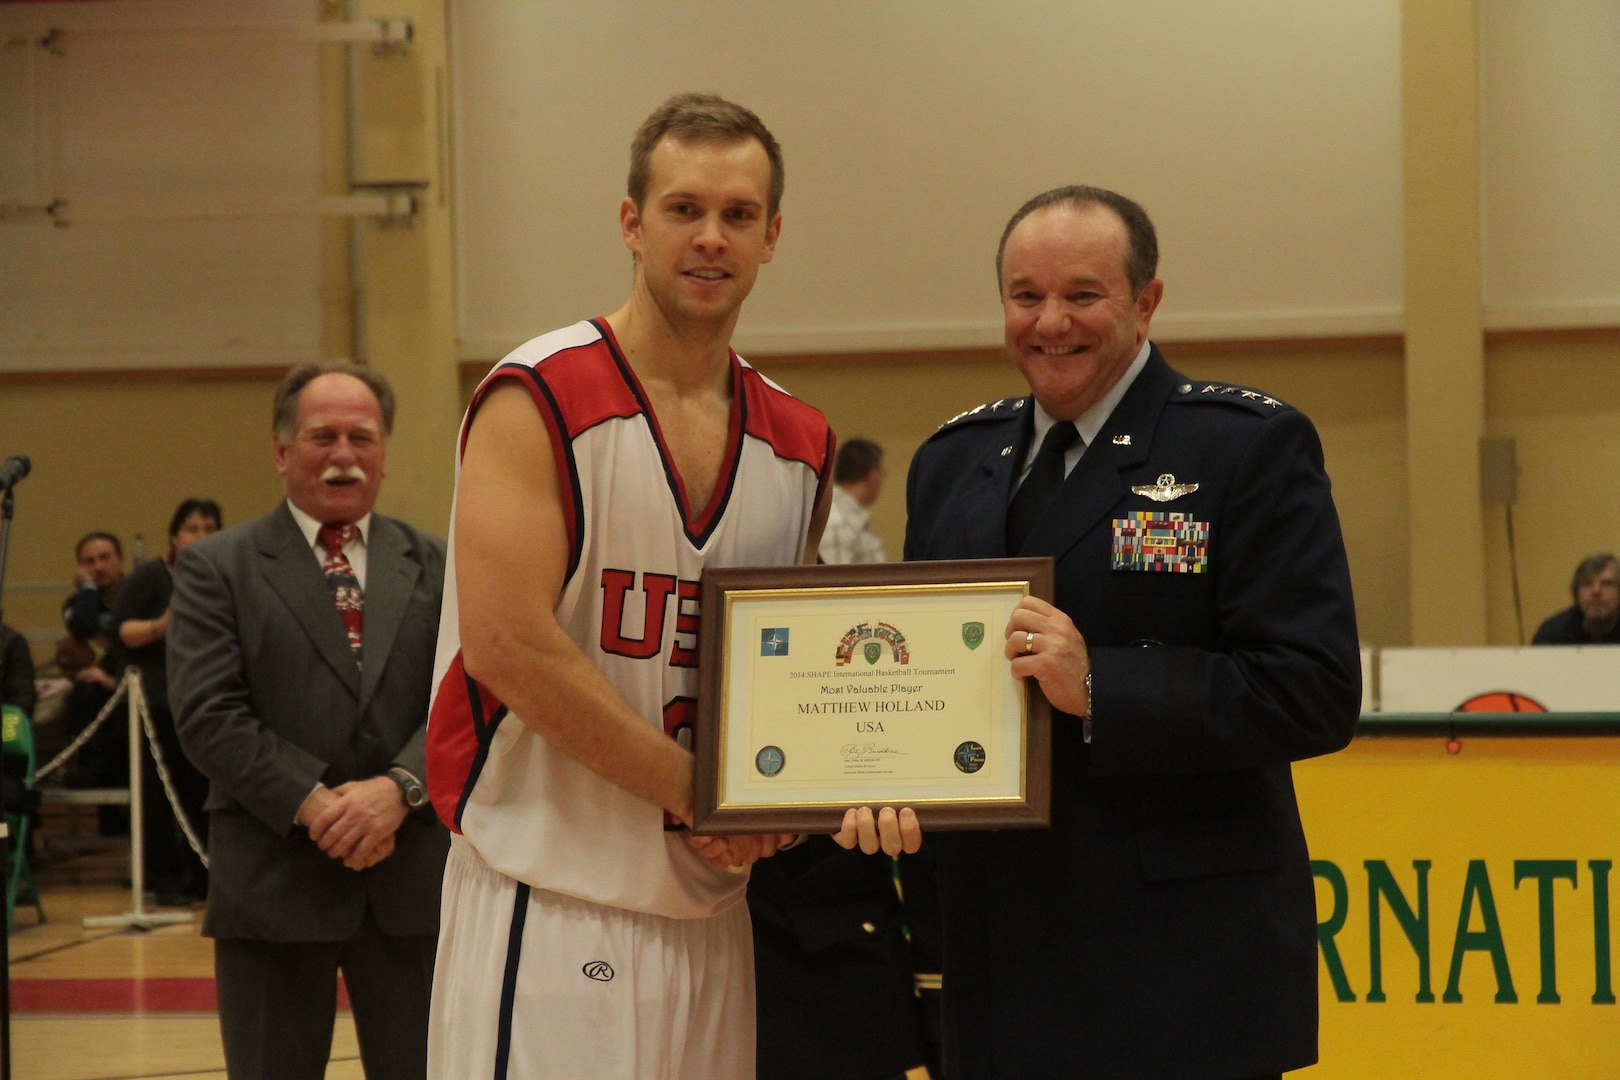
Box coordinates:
[425,95,919,1079]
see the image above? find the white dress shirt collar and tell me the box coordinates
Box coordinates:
[285,499,371,589]
[1022,338,1154,481]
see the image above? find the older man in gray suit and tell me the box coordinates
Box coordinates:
[170,361,448,1080]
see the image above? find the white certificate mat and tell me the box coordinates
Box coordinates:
[694,559,1053,832]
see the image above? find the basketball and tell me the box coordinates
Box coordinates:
[1455,691,1548,712]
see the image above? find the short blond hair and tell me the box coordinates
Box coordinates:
[628,93,784,217]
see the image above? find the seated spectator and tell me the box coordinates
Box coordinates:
[1,619,38,822]
[58,531,128,830]
[60,530,126,672]
[1532,552,1620,644]
[114,499,222,905]
[1,620,35,717]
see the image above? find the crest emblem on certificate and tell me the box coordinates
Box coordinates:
[954,740,986,774]
[754,745,785,777]
[961,621,985,649]
[833,620,912,666]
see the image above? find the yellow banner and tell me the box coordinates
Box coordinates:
[1295,735,1618,1078]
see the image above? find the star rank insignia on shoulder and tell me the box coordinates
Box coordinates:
[937,396,1026,430]
[1173,381,1290,413]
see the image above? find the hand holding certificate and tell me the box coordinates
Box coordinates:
[831,805,922,855]
[692,558,1054,835]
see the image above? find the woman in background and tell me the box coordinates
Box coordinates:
[114,498,222,906]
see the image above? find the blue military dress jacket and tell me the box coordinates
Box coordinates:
[904,346,1361,1079]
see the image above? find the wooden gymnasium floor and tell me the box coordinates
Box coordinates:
[8,812,933,1080]
[6,818,364,1080]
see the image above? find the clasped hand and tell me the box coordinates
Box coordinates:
[300,776,407,871]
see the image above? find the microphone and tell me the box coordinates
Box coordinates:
[0,455,31,490]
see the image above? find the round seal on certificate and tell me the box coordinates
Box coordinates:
[953,740,986,774]
[755,745,785,777]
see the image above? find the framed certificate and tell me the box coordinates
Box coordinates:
[693,558,1054,833]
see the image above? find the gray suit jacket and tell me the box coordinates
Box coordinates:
[169,503,449,942]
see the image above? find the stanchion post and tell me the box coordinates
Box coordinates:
[83,671,192,931]
[126,673,147,917]
[1,820,10,1080]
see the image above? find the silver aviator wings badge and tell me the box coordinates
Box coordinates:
[1130,473,1199,503]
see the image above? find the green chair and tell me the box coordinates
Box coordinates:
[3,703,45,930]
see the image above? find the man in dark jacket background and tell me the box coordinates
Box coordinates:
[1531,552,1620,645]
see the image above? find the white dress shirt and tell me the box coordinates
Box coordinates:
[1015,338,1154,489]
[285,500,371,589]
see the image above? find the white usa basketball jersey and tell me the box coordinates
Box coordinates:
[427,319,832,919]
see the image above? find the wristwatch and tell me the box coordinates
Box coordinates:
[387,767,427,809]
[1081,671,1094,744]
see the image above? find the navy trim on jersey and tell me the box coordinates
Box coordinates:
[590,317,745,550]
[523,368,587,583]
[661,694,699,831]
[457,361,533,458]
[492,881,531,1080]
[452,666,509,833]
[813,426,835,520]
[460,360,589,582]
[696,372,746,549]
[452,703,505,834]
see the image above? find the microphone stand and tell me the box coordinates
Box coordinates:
[0,484,12,1080]
[0,485,14,625]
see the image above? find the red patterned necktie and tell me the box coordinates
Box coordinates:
[317,522,364,657]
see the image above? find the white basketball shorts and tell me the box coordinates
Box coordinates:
[428,837,755,1080]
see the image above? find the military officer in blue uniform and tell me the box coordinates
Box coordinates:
[903,186,1362,1079]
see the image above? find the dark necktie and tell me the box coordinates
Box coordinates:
[317,522,364,658]
[1006,421,1080,552]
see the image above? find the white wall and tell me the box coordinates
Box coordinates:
[2,2,1616,374]
[1480,0,1620,330]
[450,1,1406,358]
[0,0,322,372]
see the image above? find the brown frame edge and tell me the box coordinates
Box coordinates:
[692,557,1054,834]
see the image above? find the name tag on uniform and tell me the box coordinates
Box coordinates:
[1111,512,1210,573]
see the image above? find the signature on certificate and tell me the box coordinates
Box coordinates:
[840,743,908,758]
